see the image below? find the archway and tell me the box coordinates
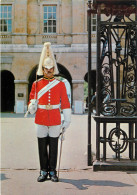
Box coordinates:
[84,70,96,94]
[1,70,15,112]
[28,65,43,98]
[84,70,96,109]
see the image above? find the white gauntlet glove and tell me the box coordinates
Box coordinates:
[62,108,71,132]
[28,99,38,114]
[60,133,65,141]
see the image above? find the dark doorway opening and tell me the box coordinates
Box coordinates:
[84,70,96,109]
[28,65,39,98]
[1,70,15,112]
[84,70,96,94]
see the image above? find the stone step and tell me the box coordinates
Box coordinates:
[93,159,137,171]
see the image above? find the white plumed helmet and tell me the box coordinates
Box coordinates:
[37,42,59,75]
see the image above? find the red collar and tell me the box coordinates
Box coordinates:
[43,76,55,81]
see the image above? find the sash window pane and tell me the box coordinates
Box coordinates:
[0,5,12,32]
[48,6,52,12]
[91,14,97,32]
[43,5,56,33]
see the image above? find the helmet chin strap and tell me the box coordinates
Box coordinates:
[43,74,54,80]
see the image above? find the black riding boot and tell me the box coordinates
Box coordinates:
[49,137,59,182]
[37,137,49,182]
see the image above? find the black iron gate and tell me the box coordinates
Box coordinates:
[87,0,137,167]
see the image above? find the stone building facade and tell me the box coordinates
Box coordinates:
[1,0,98,114]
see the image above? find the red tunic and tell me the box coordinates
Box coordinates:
[29,77,70,126]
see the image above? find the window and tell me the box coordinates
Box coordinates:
[92,14,97,32]
[87,14,97,32]
[0,5,12,32]
[43,6,56,33]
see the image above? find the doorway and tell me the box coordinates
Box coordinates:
[1,70,15,112]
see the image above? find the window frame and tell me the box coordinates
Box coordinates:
[91,14,97,32]
[43,5,57,34]
[86,1,97,34]
[40,3,59,35]
[0,4,13,33]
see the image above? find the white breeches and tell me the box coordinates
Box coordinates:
[35,124,61,138]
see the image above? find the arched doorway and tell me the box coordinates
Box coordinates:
[1,70,15,112]
[28,63,72,103]
[84,70,96,94]
[84,70,96,109]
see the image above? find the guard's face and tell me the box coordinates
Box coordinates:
[43,67,54,78]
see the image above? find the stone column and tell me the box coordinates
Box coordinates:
[14,80,28,113]
[72,79,84,114]
[13,0,27,44]
[72,0,86,44]
[58,0,72,45]
[27,0,42,45]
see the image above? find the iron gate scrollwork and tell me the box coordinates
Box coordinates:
[87,0,137,163]
[100,16,136,117]
[108,127,128,154]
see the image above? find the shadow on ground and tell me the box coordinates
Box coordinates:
[60,178,134,190]
[0,113,34,118]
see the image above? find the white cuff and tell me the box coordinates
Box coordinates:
[62,108,71,129]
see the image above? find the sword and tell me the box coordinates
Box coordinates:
[57,128,65,181]
[24,110,29,118]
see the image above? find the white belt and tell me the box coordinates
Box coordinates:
[38,104,60,110]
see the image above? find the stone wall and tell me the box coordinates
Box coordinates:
[1,0,96,113]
